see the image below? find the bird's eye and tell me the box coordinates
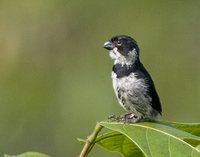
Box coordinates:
[117,40,122,45]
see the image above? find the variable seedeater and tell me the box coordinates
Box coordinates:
[104,35,162,122]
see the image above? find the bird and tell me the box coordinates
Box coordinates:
[103,35,162,122]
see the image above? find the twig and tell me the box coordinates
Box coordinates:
[79,123,104,157]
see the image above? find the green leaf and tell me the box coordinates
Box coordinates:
[97,121,200,157]
[4,152,50,157]
[96,131,144,157]
[197,145,200,151]
[169,122,200,136]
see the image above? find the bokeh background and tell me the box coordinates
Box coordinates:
[0,0,200,157]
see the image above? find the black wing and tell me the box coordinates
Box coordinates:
[135,63,162,114]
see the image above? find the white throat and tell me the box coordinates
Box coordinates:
[109,48,137,66]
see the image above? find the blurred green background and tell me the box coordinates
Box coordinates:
[0,0,199,157]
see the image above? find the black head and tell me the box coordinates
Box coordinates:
[103,35,140,65]
[104,35,139,56]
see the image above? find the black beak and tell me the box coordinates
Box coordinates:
[103,41,114,50]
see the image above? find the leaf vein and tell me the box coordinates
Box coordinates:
[129,123,199,150]
[122,124,148,157]
[168,136,172,157]
[95,133,122,143]
[146,128,152,157]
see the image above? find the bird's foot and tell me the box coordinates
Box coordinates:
[108,114,120,121]
[119,113,142,123]
[108,113,146,123]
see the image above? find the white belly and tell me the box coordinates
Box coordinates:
[111,71,152,116]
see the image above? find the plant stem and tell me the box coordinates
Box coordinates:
[79,123,103,157]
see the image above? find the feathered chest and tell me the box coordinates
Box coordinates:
[111,71,148,94]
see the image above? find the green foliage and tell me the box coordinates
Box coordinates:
[96,131,143,157]
[169,122,200,136]
[4,152,50,157]
[5,121,200,157]
[79,121,200,157]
